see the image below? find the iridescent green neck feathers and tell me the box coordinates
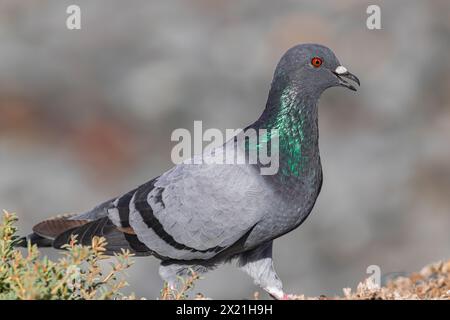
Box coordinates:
[252,86,320,178]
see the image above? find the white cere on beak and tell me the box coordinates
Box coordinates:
[335,66,348,74]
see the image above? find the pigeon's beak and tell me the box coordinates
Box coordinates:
[333,66,360,91]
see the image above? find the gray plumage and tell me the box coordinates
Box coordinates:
[22,43,359,299]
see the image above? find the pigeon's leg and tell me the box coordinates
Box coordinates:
[237,240,292,300]
[159,262,207,296]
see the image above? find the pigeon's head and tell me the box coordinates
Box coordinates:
[273,43,360,96]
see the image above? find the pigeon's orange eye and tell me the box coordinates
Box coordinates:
[311,57,323,68]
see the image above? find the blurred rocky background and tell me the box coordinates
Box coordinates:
[0,0,449,299]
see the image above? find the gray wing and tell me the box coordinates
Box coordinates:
[133,164,267,260]
[26,131,278,259]
[106,141,272,260]
[60,134,273,261]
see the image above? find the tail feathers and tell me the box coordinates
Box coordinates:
[33,217,88,239]
[16,232,53,247]
[16,215,89,248]
[53,217,152,256]
[18,214,152,257]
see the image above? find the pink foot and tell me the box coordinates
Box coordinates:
[265,288,296,300]
[281,293,296,300]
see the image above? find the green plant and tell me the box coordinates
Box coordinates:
[0,210,136,300]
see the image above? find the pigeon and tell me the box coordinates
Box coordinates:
[21,43,359,299]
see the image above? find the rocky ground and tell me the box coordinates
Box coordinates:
[287,259,450,300]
